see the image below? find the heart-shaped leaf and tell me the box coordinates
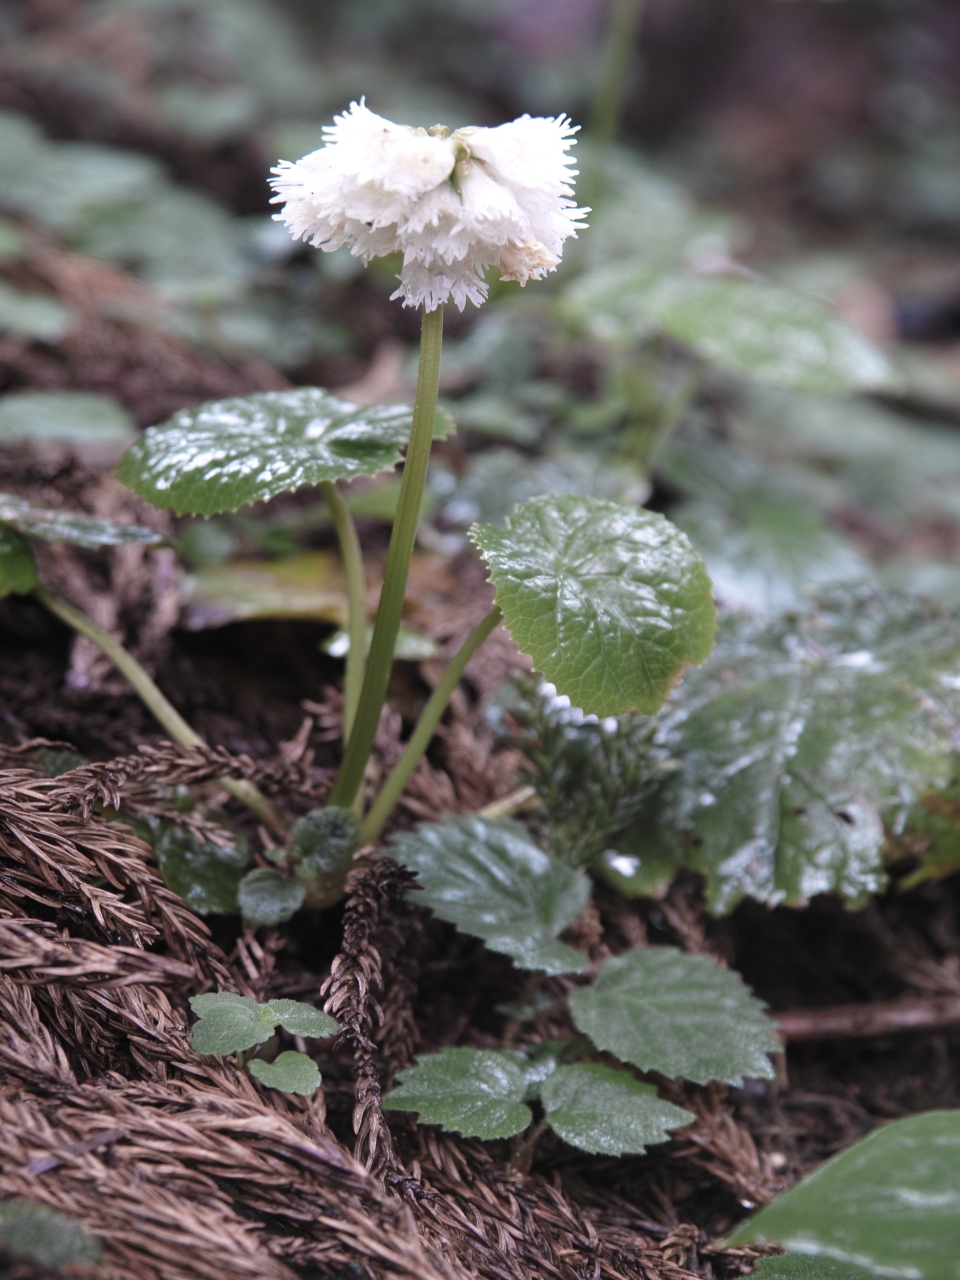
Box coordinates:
[247,1050,322,1095]
[610,593,960,914]
[264,999,339,1039]
[237,867,305,927]
[540,1064,694,1156]
[382,1047,532,1140]
[568,947,779,1085]
[471,495,716,718]
[565,265,894,395]
[0,524,38,597]
[189,992,278,1055]
[117,387,454,516]
[0,492,162,550]
[388,816,590,975]
[728,1109,960,1280]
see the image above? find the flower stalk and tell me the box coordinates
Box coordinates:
[319,480,366,746]
[590,0,645,148]
[34,586,284,835]
[361,605,502,845]
[328,303,444,811]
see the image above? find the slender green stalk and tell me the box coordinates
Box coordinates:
[361,607,501,845]
[329,304,444,810]
[319,480,366,745]
[35,586,284,834]
[589,0,645,148]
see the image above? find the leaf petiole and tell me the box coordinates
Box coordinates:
[319,480,366,754]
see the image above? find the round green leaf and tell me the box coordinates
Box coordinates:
[286,806,360,876]
[0,390,136,447]
[117,388,452,516]
[0,1201,101,1270]
[383,1047,532,1140]
[0,281,73,341]
[568,947,780,1086]
[728,1110,960,1280]
[237,867,305,927]
[0,492,162,550]
[146,820,249,916]
[471,495,716,718]
[0,523,38,597]
[264,999,340,1040]
[189,992,278,1055]
[247,1050,322,1096]
[541,1063,694,1156]
[388,816,590,976]
[565,265,895,395]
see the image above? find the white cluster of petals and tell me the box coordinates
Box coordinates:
[270,100,587,310]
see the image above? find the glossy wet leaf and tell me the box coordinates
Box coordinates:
[180,551,347,630]
[189,992,278,1055]
[148,820,249,916]
[0,281,73,341]
[388,816,590,975]
[0,524,38,597]
[728,1109,960,1280]
[471,495,716,718]
[248,1050,322,1095]
[0,390,136,447]
[264,999,339,1040]
[0,1201,101,1270]
[621,594,960,913]
[568,947,779,1085]
[382,1047,532,1139]
[0,493,163,550]
[117,388,453,516]
[541,1064,694,1156]
[237,867,305,927]
[566,266,894,394]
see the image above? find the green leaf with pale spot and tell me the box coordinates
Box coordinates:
[264,999,339,1040]
[541,1064,694,1156]
[0,1201,101,1270]
[613,593,960,914]
[0,524,38,597]
[248,1050,322,1095]
[564,265,895,394]
[189,992,277,1055]
[471,495,716,718]
[117,387,454,516]
[383,1047,532,1139]
[728,1110,960,1280]
[0,492,162,550]
[388,816,590,975]
[237,867,305,927]
[569,948,779,1086]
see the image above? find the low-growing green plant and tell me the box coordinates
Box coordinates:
[0,1200,101,1273]
[189,993,339,1095]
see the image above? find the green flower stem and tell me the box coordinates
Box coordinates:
[361,606,501,846]
[589,0,645,147]
[319,480,366,745]
[329,303,445,811]
[34,586,284,835]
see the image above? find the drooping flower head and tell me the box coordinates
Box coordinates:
[270,100,587,311]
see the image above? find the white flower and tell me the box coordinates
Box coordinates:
[270,100,587,310]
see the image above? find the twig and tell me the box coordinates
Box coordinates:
[777,995,960,1042]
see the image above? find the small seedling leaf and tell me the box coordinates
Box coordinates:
[117,388,452,516]
[388,816,590,975]
[727,1109,960,1279]
[247,1050,322,1095]
[237,867,305,927]
[471,495,715,718]
[265,999,339,1039]
[0,524,38,597]
[145,820,248,916]
[382,1047,532,1139]
[540,1063,695,1155]
[568,947,780,1085]
[0,492,162,549]
[0,1200,101,1269]
[189,993,277,1055]
[286,806,360,875]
